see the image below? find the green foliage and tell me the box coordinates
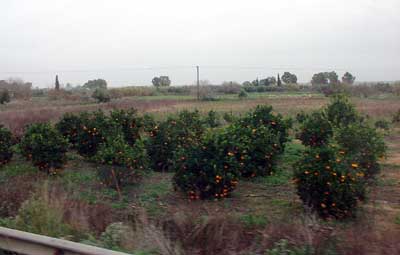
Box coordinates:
[238,90,248,99]
[92,88,111,103]
[282,72,298,84]
[342,72,356,84]
[172,131,240,199]
[20,123,68,173]
[76,111,121,158]
[147,110,205,172]
[239,214,268,228]
[0,89,10,104]
[223,123,282,178]
[294,146,367,219]
[95,137,148,189]
[142,113,157,132]
[392,109,400,124]
[325,95,360,128]
[223,112,237,123]
[311,71,339,86]
[110,108,143,146]
[203,110,221,128]
[298,112,333,147]
[56,113,82,146]
[0,125,13,166]
[374,119,390,130]
[13,194,73,238]
[335,122,386,179]
[152,76,171,87]
[238,105,292,153]
[266,239,314,255]
[83,79,107,90]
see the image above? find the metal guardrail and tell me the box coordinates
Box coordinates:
[0,227,132,255]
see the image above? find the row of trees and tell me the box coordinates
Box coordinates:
[311,71,355,85]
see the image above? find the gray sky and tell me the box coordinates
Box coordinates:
[1,0,399,87]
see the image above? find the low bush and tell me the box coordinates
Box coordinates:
[238,90,248,99]
[147,110,205,171]
[392,109,400,124]
[56,113,82,146]
[297,112,333,147]
[374,119,390,130]
[0,125,13,166]
[173,131,240,199]
[110,109,143,146]
[95,137,148,189]
[20,123,68,173]
[76,111,121,158]
[294,146,367,219]
[13,193,73,238]
[92,88,111,103]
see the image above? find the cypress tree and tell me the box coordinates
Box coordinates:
[277,73,282,86]
[55,75,60,90]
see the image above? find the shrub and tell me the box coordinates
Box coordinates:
[374,119,390,130]
[238,90,248,99]
[173,131,240,199]
[110,109,143,146]
[76,111,121,158]
[294,146,367,218]
[295,111,308,124]
[56,113,82,146]
[95,137,148,189]
[14,193,72,238]
[203,110,221,128]
[20,123,68,173]
[325,95,360,127]
[92,88,111,103]
[238,105,292,153]
[223,112,237,123]
[335,122,386,179]
[223,123,282,178]
[0,125,13,166]
[147,110,205,171]
[298,112,333,147]
[0,89,11,104]
[392,109,400,124]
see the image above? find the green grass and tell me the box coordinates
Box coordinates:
[0,161,37,181]
[239,214,268,228]
[138,176,172,217]
[395,214,400,225]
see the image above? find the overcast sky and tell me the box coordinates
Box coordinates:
[1,0,399,87]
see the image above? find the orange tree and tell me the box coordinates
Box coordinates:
[146,110,205,172]
[56,113,82,147]
[20,123,68,174]
[294,145,367,218]
[237,105,292,153]
[109,109,143,146]
[95,136,148,189]
[76,111,121,158]
[172,130,240,200]
[297,111,333,147]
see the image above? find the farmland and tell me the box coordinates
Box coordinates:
[0,91,400,255]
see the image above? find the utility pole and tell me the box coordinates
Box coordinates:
[196,66,200,100]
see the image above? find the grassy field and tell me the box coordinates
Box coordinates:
[0,92,400,254]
